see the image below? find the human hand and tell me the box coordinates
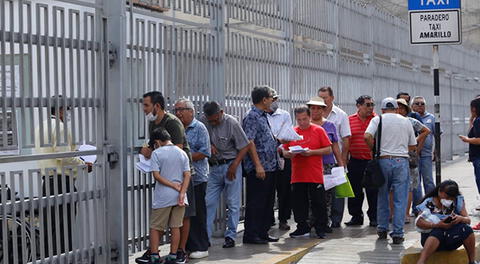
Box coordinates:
[140,147,152,158]
[283,151,294,159]
[172,182,182,192]
[300,150,311,157]
[227,163,237,181]
[450,215,465,225]
[211,145,219,155]
[256,165,266,180]
[86,162,93,173]
[459,135,469,143]
[437,218,454,229]
[178,192,186,206]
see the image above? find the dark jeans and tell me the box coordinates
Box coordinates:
[244,171,276,240]
[269,159,292,224]
[42,175,76,255]
[347,158,377,222]
[186,182,209,252]
[292,182,327,233]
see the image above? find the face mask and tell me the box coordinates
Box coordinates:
[270,101,279,112]
[146,108,157,122]
[440,199,453,208]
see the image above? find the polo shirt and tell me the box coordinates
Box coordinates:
[185,118,211,185]
[348,112,376,160]
[326,105,352,149]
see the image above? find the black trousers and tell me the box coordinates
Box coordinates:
[42,175,76,255]
[186,182,209,252]
[244,171,276,240]
[347,158,378,222]
[292,182,327,232]
[269,159,292,224]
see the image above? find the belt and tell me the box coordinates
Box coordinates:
[208,159,235,167]
[379,155,407,159]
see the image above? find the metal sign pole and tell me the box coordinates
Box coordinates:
[433,45,441,185]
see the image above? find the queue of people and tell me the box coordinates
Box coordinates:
[130,88,480,264]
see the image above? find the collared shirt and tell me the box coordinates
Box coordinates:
[200,114,250,160]
[267,108,292,138]
[349,112,376,160]
[326,105,352,150]
[185,118,211,185]
[417,112,435,157]
[242,106,279,173]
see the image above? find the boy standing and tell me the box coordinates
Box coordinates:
[149,128,191,264]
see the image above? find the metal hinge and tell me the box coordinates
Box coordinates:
[106,144,119,168]
[108,41,117,68]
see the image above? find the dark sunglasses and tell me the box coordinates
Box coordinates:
[364,103,375,107]
[414,102,425,106]
[174,107,192,112]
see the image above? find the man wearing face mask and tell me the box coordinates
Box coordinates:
[266,88,293,231]
[137,91,195,264]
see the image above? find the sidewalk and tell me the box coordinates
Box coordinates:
[129,156,478,264]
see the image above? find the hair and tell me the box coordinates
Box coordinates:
[318,86,334,97]
[412,96,426,106]
[471,98,480,116]
[396,92,410,100]
[151,128,171,142]
[143,91,165,110]
[175,98,195,112]
[356,95,373,105]
[294,106,310,116]
[251,85,272,104]
[203,101,222,117]
[421,180,460,203]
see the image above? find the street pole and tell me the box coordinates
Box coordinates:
[433,45,441,185]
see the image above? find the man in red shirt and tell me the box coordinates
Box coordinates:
[283,106,332,238]
[345,95,378,227]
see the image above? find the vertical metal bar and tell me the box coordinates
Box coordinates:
[53,171,62,257]
[37,169,46,260]
[83,13,90,145]
[25,2,34,148]
[67,167,76,263]
[45,168,54,258]
[60,169,69,261]
[9,171,19,264]
[44,5,53,147]
[69,10,78,146]
[28,170,38,263]
[0,172,8,264]
[433,45,441,184]
[89,13,96,145]
[53,7,62,148]
[76,9,83,145]
[1,0,7,149]
[18,170,28,264]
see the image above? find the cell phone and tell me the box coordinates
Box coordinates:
[444,216,453,223]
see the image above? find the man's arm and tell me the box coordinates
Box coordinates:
[178,171,191,206]
[341,136,350,164]
[332,142,344,167]
[247,141,266,180]
[301,146,332,156]
[227,141,251,180]
[152,171,181,191]
[192,152,208,161]
[416,126,430,154]
[364,133,375,150]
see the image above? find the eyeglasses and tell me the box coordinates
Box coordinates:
[364,103,375,107]
[414,102,425,106]
[174,107,192,112]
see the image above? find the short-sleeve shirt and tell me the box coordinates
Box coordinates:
[348,113,376,160]
[185,118,211,185]
[326,105,352,149]
[418,112,435,157]
[151,145,190,209]
[468,117,480,161]
[200,114,250,160]
[267,108,293,138]
[283,124,332,184]
[321,120,338,165]
[365,113,417,157]
[416,195,464,221]
[148,113,192,160]
[242,106,279,173]
[408,117,427,135]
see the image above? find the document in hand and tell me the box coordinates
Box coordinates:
[324,166,347,191]
[78,144,97,163]
[136,154,153,173]
[288,145,309,153]
[277,125,303,141]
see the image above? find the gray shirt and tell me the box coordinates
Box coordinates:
[151,145,190,209]
[200,114,250,160]
[365,113,416,157]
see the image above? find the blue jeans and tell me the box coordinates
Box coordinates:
[412,156,435,208]
[472,158,480,194]
[205,161,242,240]
[377,157,409,238]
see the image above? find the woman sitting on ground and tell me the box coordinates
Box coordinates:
[415,180,476,264]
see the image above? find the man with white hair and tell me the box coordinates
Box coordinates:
[365,97,416,244]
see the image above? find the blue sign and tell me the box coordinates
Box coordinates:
[408,0,461,11]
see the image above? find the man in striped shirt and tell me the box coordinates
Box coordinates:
[345,95,378,227]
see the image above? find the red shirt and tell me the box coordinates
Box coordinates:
[348,112,376,160]
[283,124,332,184]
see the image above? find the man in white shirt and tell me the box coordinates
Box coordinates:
[318,86,351,228]
[266,88,293,231]
[364,97,416,245]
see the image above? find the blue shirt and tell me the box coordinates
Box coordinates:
[417,112,435,157]
[321,120,338,165]
[185,118,211,185]
[416,195,464,221]
[242,106,279,173]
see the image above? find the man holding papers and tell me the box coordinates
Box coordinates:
[282,106,332,239]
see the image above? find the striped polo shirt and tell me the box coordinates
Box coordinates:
[348,112,376,160]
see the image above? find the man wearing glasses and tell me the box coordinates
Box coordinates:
[411,96,436,213]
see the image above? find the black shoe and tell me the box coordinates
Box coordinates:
[176,250,186,264]
[325,226,333,233]
[223,237,235,248]
[344,219,363,226]
[279,222,291,231]
[331,222,341,228]
[369,221,378,227]
[377,231,387,240]
[392,237,404,244]
[136,249,151,264]
[243,236,268,244]
[316,232,326,239]
[289,228,310,238]
[263,235,279,242]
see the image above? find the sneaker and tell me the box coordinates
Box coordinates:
[164,254,177,264]
[189,251,209,259]
[176,250,186,264]
[136,249,151,264]
[289,228,310,238]
[279,222,291,231]
[377,231,387,240]
[472,222,480,231]
[392,237,404,244]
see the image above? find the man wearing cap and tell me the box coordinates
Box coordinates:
[266,89,293,231]
[365,97,416,244]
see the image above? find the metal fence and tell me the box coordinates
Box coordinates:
[1,0,480,263]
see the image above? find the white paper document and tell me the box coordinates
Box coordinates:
[78,144,97,163]
[277,125,303,141]
[288,145,309,153]
[324,166,347,191]
[136,154,153,173]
